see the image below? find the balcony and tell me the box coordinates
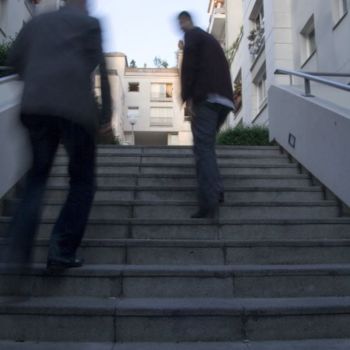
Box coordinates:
[248,26,265,62]
[150,117,173,127]
[208,5,226,43]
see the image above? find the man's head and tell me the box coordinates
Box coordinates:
[178,11,194,33]
[65,0,88,11]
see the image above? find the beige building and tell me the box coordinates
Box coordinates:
[96,52,192,146]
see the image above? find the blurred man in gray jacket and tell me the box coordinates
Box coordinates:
[5,0,112,271]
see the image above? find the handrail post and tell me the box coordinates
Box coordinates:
[304,78,314,97]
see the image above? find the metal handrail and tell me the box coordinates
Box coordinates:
[275,69,350,97]
[0,66,12,71]
[303,72,350,77]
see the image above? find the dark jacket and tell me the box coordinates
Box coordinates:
[7,5,112,134]
[181,27,234,105]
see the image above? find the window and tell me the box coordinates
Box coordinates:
[150,107,173,127]
[128,82,140,92]
[253,66,267,112]
[332,0,348,25]
[151,83,173,101]
[127,107,139,121]
[300,16,317,64]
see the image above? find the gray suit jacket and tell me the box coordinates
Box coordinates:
[8,5,112,134]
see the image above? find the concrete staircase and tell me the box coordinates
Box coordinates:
[1,145,350,349]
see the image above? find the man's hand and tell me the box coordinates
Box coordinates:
[184,100,195,121]
[99,122,113,135]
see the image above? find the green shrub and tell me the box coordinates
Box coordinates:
[0,39,14,78]
[217,125,272,146]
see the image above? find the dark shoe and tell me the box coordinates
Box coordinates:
[191,209,216,219]
[219,192,225,204]
[46,257,84,272]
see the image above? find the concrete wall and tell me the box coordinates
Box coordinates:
[269,84,350,206]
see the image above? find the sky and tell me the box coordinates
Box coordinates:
[89,0,209,68]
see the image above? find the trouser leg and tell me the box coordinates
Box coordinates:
[5,115,59,266]
[191,103,221,212]
[48,120,96,260]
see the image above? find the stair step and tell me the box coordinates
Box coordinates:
[33,200,338,221]
[42,186,323,202]
[57,145,282,157]
[0,342,114,350]
[51,164,300,176]
[1,297,350,342]
[2,339,350,350]
[53,156,290,167]
[2,238,350,265]
[1,264,350,299]
[47,174,311,188]
[2,218,350,241]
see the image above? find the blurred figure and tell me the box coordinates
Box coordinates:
[178,11,235,219]
[4,0,112,271]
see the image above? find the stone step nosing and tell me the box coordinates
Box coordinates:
[1,217,350,225]
[2,296,350,317]
[53,163,297,169]
[2,238,350,248]
[47,174,308,180]
[43,185,322,193]
[3,263,350,278]
[25,200,338,208]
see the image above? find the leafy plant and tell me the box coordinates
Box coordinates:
[153,56,169,68]
[130,59,137,68]
[0,38,15,77]
[225,26,243,66]
[217,125,272,146]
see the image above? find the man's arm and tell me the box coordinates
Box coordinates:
[181,29,201,103]
[6,24,30,77]
[86,19,112,127]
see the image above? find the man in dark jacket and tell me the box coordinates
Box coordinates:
[178,11,235,219]
[5,0,112,271]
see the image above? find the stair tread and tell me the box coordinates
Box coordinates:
[2,296,350,316]
[16,199,337,207]
[1,339,350,350]
[2,238,350,247]
[2,263,350,277]
[2,216,350,225]
[44,185,322,192]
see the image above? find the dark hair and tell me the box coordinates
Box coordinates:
[178,11,192,21]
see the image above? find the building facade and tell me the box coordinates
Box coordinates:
[97,53,192,146]
[0,0,61,43]
[214,0,350,128]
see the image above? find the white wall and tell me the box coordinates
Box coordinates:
[0,76,30,198]
[0,0,32,42]
[269,84,350,206]
[291,0,350,73]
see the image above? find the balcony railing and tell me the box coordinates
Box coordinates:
[150,93,173,102]
[150,117,173,127]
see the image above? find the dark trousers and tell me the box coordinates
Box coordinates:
[5,114,96,266]
[191,102,230,212]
